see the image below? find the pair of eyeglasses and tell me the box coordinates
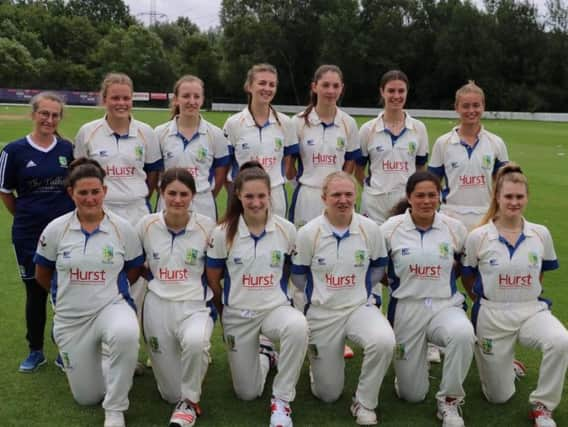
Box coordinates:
[37,110,61,120]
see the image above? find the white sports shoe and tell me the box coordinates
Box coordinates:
[427,344,442,364]
[104,410,125,427]
[169,400,200,427]
[530,402,556,427]
[269,397,293,427]
[436,398,465,427]
[513,359,527,380]
[350,397,378,425]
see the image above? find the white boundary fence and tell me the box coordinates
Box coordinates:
[211,103,568,122]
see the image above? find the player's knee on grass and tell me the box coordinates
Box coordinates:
[312,374,343,402]
[482,382,515,404]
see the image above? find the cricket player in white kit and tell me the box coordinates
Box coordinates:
[355,70,429,225]
[292,171,395,426]
[137,168,216,427]
[155,75,230,220]
[74,73,163,330]
[288,65,361,228]
[429,81,508,231]
[380,171,474,427]
[461,163,568,427]
[34,159,144,427]
[206,162,308,427]
[222,64,298,218]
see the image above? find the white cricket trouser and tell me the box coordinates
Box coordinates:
[105,199,151,315]
[389,293,475,402]
[221,304,308,402]
[53,300,139,411]
[143,292,214,403]
[156,191,218,221]
[439,204,485,232]
[307,303,395,410]
[474,298,568,410]
[289,185,324,228]
[360,188,406,225]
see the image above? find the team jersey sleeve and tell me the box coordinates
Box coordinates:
[357,122,370,166]
[461,231,480,277]
[428,138,445,177]
[539,226,559,271]
[493,136,509,174]
[0,145,16,192]
[123,221,145,268]
[209,125,231,168]
[73,125,89,159]
[142,126,164,172]
[282,115,299,157]
[291,225,314,274]
[206,226,228,268]
[33,220,60,268]
[370,223,388,267]
[452,220,468,262]
[415,121,429,166]
[344,116,361,161]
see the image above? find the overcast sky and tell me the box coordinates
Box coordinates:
[124,0,548,30]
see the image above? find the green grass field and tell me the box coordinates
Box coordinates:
[0,105,567,426]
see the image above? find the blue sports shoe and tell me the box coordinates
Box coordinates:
[19,350,46,373]
[55,354,65,372]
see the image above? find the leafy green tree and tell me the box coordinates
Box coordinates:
[0,37,39,86]
[90,25,173,91]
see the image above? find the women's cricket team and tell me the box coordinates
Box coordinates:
[1,64,567,427]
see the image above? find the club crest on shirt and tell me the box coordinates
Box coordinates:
[63,251,72,259]
[306,139,316,146]
[407,141,417,156]
[481,154,493,170]
[401,248,410,256]
[354,250,366,267]
[233,257,243,265]
[489,258,499,267]
[270,250,282,267]
[196,146,208,163]
[102,245,114,264]
[336,137,346,151]
[152,252,160,260]
[450,161,459,169]
[39,234,47,248]
[58,156,68,168]
[528,252,539,268]
[438,242,450,259]
[135,145,144,161]
[316,257,326,266]
[185,248,199,265]
[274,137,283,151]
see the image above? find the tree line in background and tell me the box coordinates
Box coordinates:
[1,0,567,112]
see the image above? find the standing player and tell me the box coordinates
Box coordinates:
[429,81,508,231]
[206,162,308,427]
[355,70,429,224]
[137,168,216,427]
[74,73,163,318]
[155,75,230,220]
[462,163,568,427]
[34,158,143,427]
[292,172,395,426]
[288,65,361,228]
[380,171,475,427]
[0,92,75,372]
[222,63,298,217]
